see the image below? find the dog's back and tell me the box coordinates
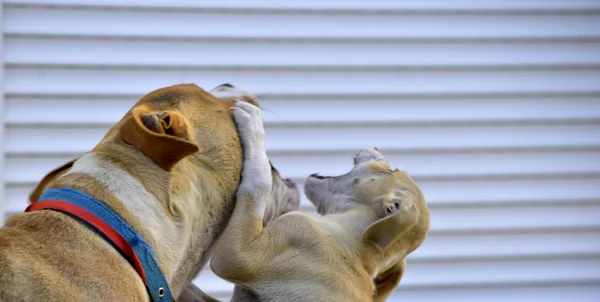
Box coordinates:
[0,211,148,301]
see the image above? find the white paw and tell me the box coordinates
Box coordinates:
[231,101,265,152]
[231,101,272,199]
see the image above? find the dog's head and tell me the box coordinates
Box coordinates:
[29,83,299,223]
[304,148,430,251]
[116,83,245,171]
[29,83,243,200]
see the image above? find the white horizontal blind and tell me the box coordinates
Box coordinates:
[0,0,5,226]
[2,0,600,301]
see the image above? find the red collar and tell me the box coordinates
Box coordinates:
[26,200,147,284]
[26,187,174,301]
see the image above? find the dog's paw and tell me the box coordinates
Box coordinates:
[354,147,387,166]
[231,101,266,153]
[231,101,272,198]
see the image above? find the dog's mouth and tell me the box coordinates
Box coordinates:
[310,173,332,180]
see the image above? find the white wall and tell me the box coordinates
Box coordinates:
[2,0,600,301]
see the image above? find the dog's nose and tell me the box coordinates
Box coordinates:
[217,83,235,89]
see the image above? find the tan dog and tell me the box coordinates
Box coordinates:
[0,83,298,301]
[210,102,431,301]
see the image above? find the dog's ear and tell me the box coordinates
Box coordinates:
[362,197,418,251]
[119,105,199,171]
[29,158,78,203]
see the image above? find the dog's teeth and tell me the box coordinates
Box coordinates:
[386,206,394,214]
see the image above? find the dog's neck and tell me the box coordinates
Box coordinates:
[322,204,397,277]
[61,150,196,291]
[321,204,377,251]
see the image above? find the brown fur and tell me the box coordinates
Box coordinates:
[28,159,77,203]
[210,144,430,301]
[0,84,296,301]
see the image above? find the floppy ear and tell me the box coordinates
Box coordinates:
[362,199,418,251]
[119,105,199,171]
[29,158,78,203]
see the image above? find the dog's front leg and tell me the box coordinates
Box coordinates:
[228,100,272,241]
[211,101,272,280]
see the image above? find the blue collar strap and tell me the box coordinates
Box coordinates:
[36,187,174,302]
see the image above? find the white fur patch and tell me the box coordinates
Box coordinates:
[65,153,177,245]
[231,101,272,217]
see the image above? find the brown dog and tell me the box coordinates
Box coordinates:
[210,101,430,301]
[0,83,298,301]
